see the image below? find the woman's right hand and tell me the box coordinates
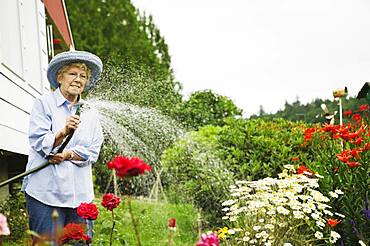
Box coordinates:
[61,115,81,136]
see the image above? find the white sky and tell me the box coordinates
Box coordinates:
[131,0,370,116]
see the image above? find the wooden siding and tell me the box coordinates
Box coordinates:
[0,0,49,155]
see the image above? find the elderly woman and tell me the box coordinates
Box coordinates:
[22,50,104,243]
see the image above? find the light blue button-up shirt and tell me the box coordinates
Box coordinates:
[22,88,104,208]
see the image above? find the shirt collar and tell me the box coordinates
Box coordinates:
[54,88,82,108]
[54,88,68,107]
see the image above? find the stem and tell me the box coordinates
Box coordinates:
[168,229,175,246]
[197,210,202,239]
[128,197,142,246]
[277,222,305,244]
[109,210,115,246]
[85,219,90,246]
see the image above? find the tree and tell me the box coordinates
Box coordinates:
[65,0,170,72]
[65,0,183,116]
[258,105,266,116]
[175,90,243,129]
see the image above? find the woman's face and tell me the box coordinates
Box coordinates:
[58,66,89,100]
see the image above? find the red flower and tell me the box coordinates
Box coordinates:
[322,123,339,134]
[354,137,363,146]
[303,127,316,145]
[82,234,91,244]
[343,110,352,116]
[336,150,352,163]
[59,223,85,243]
[346,161,361,168]
[327,218,341,228]
[77,203,99,220]
[364,143,370,151]
[352,113,362,122]
[359,104,369,111]
[107,156,151,178]
[168,218,176,228]
[296,165,313,176]
[350,148,362,160]
[101,193,121,211]
[53,38,62,44]
[291,157,300,162]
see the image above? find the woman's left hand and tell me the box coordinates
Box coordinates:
[49,151,73,164]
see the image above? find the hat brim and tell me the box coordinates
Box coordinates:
[47,51,103,92]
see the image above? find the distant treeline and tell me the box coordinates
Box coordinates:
[250,96,368,124]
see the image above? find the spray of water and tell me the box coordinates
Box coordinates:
[81,98,185,196]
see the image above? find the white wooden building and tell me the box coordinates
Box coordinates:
[0,0,74,198]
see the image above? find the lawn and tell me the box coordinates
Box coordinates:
[94,197,199,245]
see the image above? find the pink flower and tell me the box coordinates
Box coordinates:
[196,233,219,246]
[0,214,10,236]
[101,193,121,211]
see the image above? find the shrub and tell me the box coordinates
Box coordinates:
[221,166,343,245]
[161,126,234,225]
[301,104,370,244]
[0,191,28,244]
[218,118,308,180]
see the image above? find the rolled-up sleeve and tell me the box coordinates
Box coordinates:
[70,118,104,167]
[28,99,57,158]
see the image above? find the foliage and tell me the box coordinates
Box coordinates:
[300,104,370,244]
[175,90,243,130]
[65,0,171,72]
[88,54,182,117]
[218,118,307,181]
[161,126,234,225]
[221,167,343,245]
[67,0,183,118]
[251,96,368,124]
[0,192,28,244]
[161,118,309,225]
[94,197,198,245]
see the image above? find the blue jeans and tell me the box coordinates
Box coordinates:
[25,193,93,245]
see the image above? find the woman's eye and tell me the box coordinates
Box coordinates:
[81,75,87,79]
[69,72,77,76]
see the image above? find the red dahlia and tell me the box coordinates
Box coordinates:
[77,202,99,220]
[107,156,151,178]
[101,193,121,211]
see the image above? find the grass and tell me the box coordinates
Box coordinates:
[1,196,199,246]
[94,196,199,246]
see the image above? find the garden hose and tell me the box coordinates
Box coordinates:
[0,103,83,188]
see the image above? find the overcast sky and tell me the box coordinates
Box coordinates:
[131,0,370,116]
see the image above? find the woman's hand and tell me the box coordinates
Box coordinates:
[61,115,81,137]
[49,150,74,164]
